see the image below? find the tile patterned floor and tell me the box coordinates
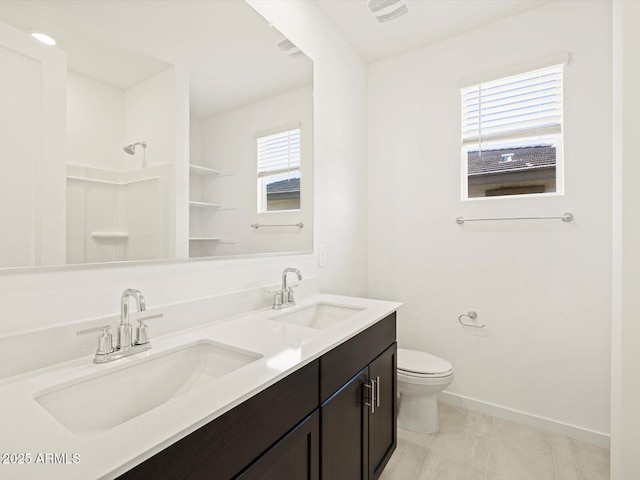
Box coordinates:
[380,402,610,480]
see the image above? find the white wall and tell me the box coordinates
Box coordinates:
[67,71,123,170]
[611,1,640,477]
[66,73,125,264]
[65,166,124,264]
[0,1,367,343]
[190,115,204,167]
[123,66,189,260]
[368,0,612,441]
[247,0,368,297]
[196,86,313,256]
[0,20,67,268]
[123,67,179,171]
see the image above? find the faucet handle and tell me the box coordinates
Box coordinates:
[286,285,298,303]
[77,325,114,355]
[135,313,163,345]
[269,289,283,309]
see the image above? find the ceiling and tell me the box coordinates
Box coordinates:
[0,1,312,118]
[0,0,554,114]
[315,0,554,63]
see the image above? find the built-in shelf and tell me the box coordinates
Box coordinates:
[91,232,129,240]
[189,237,222,242]
[189,201,221,209]
[189,164,221,176]
[67,163,166,186]
[67,176,160,186]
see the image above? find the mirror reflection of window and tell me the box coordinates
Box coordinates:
[0,0,313,267]
[257,127,301,213]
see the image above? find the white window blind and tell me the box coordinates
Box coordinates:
[257,128,301,178]
[461,64,563,146]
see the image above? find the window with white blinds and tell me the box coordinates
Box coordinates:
[461,64,563,146]
[256,127,302,212]
[257,128,301,178]
[461,64,564,200]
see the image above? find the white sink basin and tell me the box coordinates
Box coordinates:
[270,302,365,329]
[34,341,261,437]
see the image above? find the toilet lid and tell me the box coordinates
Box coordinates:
[398,348,453,375]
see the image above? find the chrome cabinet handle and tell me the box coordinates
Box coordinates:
[372,378,377,414]
[364,380,376,414]
[363,377,381,414]
[364,381,371,408]
[370,378,377,414]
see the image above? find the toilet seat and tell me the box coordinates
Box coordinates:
[399,368,453,379]
[398,348,453,377]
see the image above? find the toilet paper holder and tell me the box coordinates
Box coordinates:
[458,311,485,328]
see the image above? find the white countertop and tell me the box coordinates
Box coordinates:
[0,293,400,480]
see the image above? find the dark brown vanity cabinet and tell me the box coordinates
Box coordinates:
[320,331,397,480]
[118,312,396,480]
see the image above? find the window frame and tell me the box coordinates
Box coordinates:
[460,63,565,201]
[256,126,302,213]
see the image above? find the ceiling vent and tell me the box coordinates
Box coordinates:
[277,38,301,56]
[367,0,409,23]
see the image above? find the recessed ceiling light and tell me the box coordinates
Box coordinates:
[31,32,56,46]
[367,0,409,23]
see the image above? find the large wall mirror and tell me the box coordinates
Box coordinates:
[0,0,313,269]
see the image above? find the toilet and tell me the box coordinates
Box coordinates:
[397,348,454,433]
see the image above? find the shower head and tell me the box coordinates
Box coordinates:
[123,141,147,155]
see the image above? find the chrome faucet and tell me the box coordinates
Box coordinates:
[272,268,302,310]
[119,288,146,349]
[77,289,163,363]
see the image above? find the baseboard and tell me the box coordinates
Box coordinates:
[439,391,610,449]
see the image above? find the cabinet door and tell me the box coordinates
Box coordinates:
[368,343,397,479]
[237,411,319,480]
[321,368,369,480]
